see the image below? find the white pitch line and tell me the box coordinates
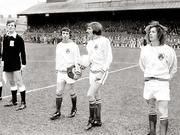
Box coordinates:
[28,60,54,63]
[28,60,137,65]
[112,61,137,64]
[109,64,138,73]
[2,64,139,99]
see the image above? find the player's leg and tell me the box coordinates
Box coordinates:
[0,81,2,100]
[94,89,102,126]
[158,100,168,135]
[85,71,108,130]
[93,71,108,127]
[50,80,66,120]
[14,70,26,111]
[146,98,157,135]
[85,81,101,130]
[67,83,77,118]
[155,81,170,135]
[143,80,158,135]
[4,72,18,106]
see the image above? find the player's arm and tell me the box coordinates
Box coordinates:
[20,37,26,69]
[169,48,177,79]
[139,47,145,72]
[103,39,113,71]
[74,44,81,73]
[1,35,5,64]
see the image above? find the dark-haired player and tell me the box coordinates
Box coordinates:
[50,27,81,120]
[139,21,177,135]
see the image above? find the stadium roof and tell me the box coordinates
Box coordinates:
[18,0,180,16]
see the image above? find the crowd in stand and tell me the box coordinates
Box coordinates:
[22,20,180,49]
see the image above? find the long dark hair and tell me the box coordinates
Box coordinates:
[145,21,167,45]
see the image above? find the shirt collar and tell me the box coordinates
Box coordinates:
[7,32,17,38]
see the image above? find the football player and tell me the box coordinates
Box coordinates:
[0,34,3,100]
[50,27,81,120]
[139,21,177,135]
[85,22,113,130]
[2,19,27,110]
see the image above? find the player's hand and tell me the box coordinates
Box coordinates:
[21,65,26,70]
[102,66,109,72]
[79,65,86,70]
[75,64,81,73]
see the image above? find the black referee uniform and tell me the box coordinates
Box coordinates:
[2,33,27,110]
[2,34,26,72]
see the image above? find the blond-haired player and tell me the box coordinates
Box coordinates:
[139,21,177,135]
[85,22,113,130]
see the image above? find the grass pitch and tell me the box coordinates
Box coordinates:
[0,43,180,135]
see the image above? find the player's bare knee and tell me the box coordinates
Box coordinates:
[147,98,157,115]
[16,80,23,87]
[56,91,63,98]
[87,93,95,103]
[66,83,73,91]
[18,85,26,92]
[10,85,18,91]
[148,103,157,115]
[159,108,168,119]
[89,99,96,104]
[9,81,16,86]
[69,87,76,96]
[70,93,76,98]
[158,100,168,118]
[160,116,168,121]
[96,98,101,104]
[87,93,94,99]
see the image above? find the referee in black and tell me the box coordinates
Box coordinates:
[2,19,27,111]
[0,34,3,100]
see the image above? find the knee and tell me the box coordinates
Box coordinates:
[96,98,101,104]
[9,81,16,86]
[69,88,76,97]
[158,101,168,119]
[87,92,93,99]
[70,93,76,98]
[10,85,18,91]
[56,90,63,98]
[19,85,26,92]
[147,98,157,115]
[159,108,168,119]
[87,93,95,103]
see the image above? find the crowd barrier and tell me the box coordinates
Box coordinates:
[23,32,180,49]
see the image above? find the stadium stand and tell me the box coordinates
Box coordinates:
[17,0,180,48]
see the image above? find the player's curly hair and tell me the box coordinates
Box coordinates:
[87,22,103,35]
[145,21,167,45]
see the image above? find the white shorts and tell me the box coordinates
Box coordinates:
[57,71,75,84]
[89,70,108,85]
[143,80,170,101]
